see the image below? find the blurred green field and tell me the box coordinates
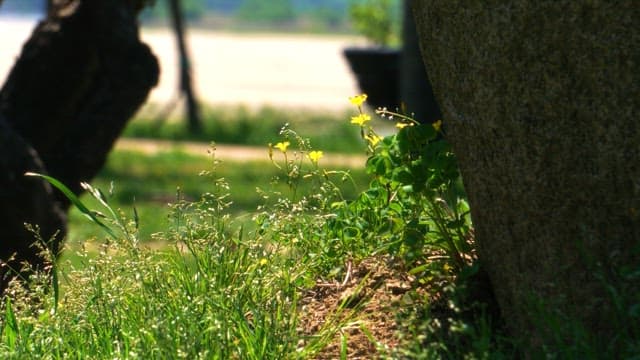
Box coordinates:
[125,105,369,153]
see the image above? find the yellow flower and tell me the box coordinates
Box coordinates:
[350,114,371,126]
[365,133,382,146]
[259,258,268,266]
[432,119,442,132]
[349,94,368,107]
[308,150,324,163]
[395,122,413,129]
[274,141,290,152]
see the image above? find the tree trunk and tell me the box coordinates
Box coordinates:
[412,1,639,349]
[0,0,158,290]
[0,118,66,292]
[168,0,202,133]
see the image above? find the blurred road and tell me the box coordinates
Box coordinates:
[0,16,363,111]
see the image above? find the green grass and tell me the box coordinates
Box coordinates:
[0,142,380,359]
[66,148,371,249]
[125,105,369,154]
[3,211,306,359]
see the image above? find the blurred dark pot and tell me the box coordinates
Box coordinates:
[343,47,400,110]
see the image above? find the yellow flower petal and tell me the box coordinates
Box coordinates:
[396,122,413,129]
[432,119,443,132]
[349,94,368,107]
[308,150,324,163]
[365,134,382,146]
[350,114,371,126]
[274,141,290,152]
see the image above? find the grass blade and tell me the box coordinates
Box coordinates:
[2,297,19,350]
[25,172,117,239]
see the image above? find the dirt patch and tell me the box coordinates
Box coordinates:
[298,257,420,359]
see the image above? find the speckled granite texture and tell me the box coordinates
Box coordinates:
[413,1,638,344]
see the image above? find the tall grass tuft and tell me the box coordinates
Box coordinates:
[4,167,305,359]
[7,142,366,358]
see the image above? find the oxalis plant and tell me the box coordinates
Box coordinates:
[261,94,474,278]
[333,94,474,273]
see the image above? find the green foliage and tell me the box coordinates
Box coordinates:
[250,96,473,289]
[143,0,206,21]
[180,0,207,20]
[255,125,361,278]
[348,0,401,46]
[26,173,119,240]
[324,96,473,271]
[300,6,347,30]
[236,0,295,24]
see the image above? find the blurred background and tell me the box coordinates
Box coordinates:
[0,0,371,112]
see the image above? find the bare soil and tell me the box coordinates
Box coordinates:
[298,257,420,359]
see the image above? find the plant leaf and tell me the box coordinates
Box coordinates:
[25,172,117,239]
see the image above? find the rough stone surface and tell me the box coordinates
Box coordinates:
[413,0,639,345]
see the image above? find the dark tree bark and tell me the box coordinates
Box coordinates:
[0,0,158,291]
[413,0,639,350]
[0,118,66,292]
[168,0,202,133]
